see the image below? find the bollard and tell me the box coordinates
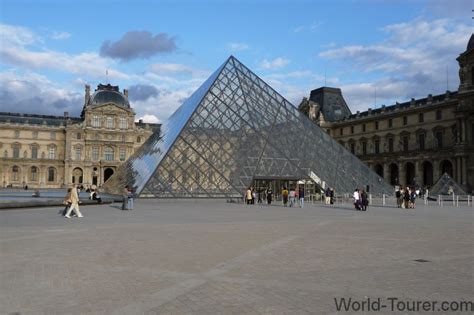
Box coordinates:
[468,195,470,207]
[440,195,443,207]
[383,194,386,206]
[369,194,372,206]
[456,196,459,207]
[452,193,455,206]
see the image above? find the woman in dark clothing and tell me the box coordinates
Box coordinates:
[266,188,273,205]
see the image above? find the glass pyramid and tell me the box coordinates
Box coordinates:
[428,173,467,196]
[103,56,393,197]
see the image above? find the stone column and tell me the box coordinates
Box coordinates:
[415,160,422,188]
[398,162,405,187]
[433,160,440,184]
[456,157,462,183]
[462,119,467,144]
[462,156,468,185]
[383,163,390,184]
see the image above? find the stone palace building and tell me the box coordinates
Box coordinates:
[0,83,159,189]
[299,34,474,193]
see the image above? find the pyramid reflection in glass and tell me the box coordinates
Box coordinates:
[103,56,393,197]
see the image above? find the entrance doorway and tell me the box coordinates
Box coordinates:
[389,163,398,185]
[104,168,114,183]
[252,178,316,201]
[405,162,415,186]
[72,167,83,184]
[422,161,433,187]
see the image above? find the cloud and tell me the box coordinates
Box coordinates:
[259,57,290,70]
[0,23,39,46]
[424,0,472,18]
[293,26,304,33]
[319,18,471,111]
[149,62,195,75]
[100,31,177,61]
[138,114,160,123]
[0,71,83,116]
[227,42,249,52]
[128,84,159,101]
[51,31,71,40]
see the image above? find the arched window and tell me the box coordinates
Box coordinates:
[104,147,114,161]
[30,166,38,181]
[48,167,56,182]
[48,146,56,159]
[12,165,19,181]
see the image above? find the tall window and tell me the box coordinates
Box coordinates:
[91,147,99,160]
[374,139,380,154]
[13,144,20,158]
[137,136,141,143]
[388,138,394,153]
[435,131,443,148]
[77,133,81,140]
[375,121,379,130]
[119,117,128,129]
[418,133,425,150]
[350,143,355,154]
[92,115,100,127]
[403,116,408,125]
[362,141,367,155]
[48,167,55,182]
[104,147,114,161]
[31,146,38,159]
[436,109,442,120]
[30,166,38,181]
[75,147,82,160]
[339,128,343,136]
[106,117,114,129]
[49,146,56,159]
[119,147,126,161]
[32,131,38,139]
[388,119,393,128]
[418,113,424,123]
[50,131,56,140]
[403,136,409,152]
[362,124,366,132]
[14,130,20,138]
[12,166,19,181]
[350,126,354,134]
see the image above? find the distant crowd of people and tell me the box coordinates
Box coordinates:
[395,186,422,209]
[245,186,305,207]
[353,188,369,211]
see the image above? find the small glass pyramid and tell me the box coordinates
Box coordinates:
[103,56,393,197]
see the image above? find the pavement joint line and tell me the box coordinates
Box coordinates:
[111,220,332,314]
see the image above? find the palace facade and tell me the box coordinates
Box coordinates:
[299,34,474,193]
[0,84,159,189]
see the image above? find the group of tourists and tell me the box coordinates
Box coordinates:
[324,187,335,205]
[245,186,305,207]
[353,188,369,211]
[395,186,419,209]
[62,185,84,218]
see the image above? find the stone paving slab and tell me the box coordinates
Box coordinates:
[0,199,473,314]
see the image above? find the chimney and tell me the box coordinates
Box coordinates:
[123,89,129,98]
[368,108,372,115]
[139,119,143,124]
[85,84,91,104]
[410,98,416,106]
[427,94,433,104]
[445,90,450,100]
[64,111,69,118]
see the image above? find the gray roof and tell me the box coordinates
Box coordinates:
[467,33,474,52]
[88,84,130,108]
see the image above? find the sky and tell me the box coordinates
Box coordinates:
[0,0,472,123]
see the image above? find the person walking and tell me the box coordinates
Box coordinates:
[65,185,83,218]
[353,188,360,210]
[299,186,305,208]
[395,188,402,208]
[282,187,289,207]
[361,189,368,211]
[246,187,252,205]
[127,186,134,210]
[122,186,129,210]
[266,188,273,205]
[289,188,296,207]
[325,187,331,205]
[330,187,335,204]
[61,188,72,216]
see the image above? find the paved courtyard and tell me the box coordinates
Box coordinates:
[0,199,473,314]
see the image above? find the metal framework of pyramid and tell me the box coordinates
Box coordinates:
[429,173,467,196]
[103,56,393,197]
